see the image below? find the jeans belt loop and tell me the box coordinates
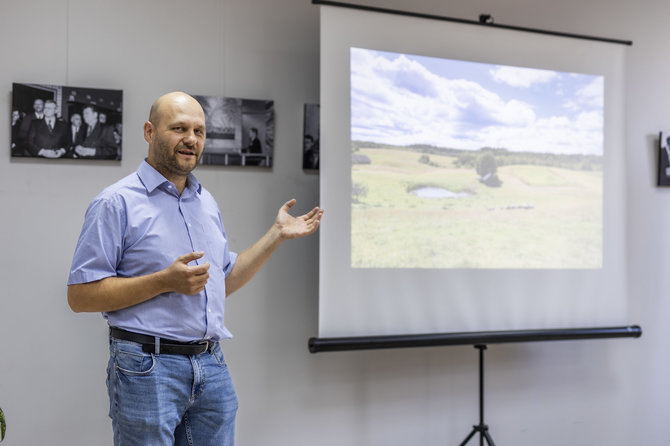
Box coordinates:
[154,336,160,356]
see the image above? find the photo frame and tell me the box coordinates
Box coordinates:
[11,82,123,160]
[192,94,274,167]
[302,103,320,170]
[658,131,670,186]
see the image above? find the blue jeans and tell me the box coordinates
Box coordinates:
[107,338,238,446]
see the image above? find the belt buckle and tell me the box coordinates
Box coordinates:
[193,340,211,354]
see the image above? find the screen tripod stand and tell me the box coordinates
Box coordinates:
[459,344,495,446]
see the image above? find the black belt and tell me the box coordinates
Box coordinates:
[110,327,216,355]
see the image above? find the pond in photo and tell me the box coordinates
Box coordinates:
[409,186,471,198]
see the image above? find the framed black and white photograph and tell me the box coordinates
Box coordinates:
[193,94,274,167]
[659,131,670,186]
[11,82,123,160]
[302,103,320,170]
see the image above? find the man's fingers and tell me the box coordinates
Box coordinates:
[166,254,210,295]
[180,263,210,295]
[303,207,322,220]
[177,251,205,264]
[189,262,210,275]
[281,198,297,212]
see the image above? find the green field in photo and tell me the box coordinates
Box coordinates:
[351,147,602,269]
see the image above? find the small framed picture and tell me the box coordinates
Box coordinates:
[302,103,320,170]
[659,131,670,186]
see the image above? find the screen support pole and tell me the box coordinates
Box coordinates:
[459,344,496,446]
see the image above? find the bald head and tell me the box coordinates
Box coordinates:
[148,92,204,127]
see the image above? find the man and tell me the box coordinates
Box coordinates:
[16,98,45,154]
[303,134,319,170]
[67,112,82,156]
[67,92,323,445]
[243,127,264,166]
[26,99,68,158]
[10,109,22,156]
[74,104,119,159]
[246,127,261,154]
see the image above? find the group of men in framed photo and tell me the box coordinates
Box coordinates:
[11,83,123,161]
[12,97,121,160]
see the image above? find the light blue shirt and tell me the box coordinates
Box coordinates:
[68,160,237,341]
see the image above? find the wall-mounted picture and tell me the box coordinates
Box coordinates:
[11,82,122,160]
[658,131,670,186]
[303,103,320,170]
[192,94,274,167]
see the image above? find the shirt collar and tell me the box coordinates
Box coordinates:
[137,159,202,195]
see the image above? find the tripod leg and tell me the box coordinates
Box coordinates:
[459,427,478,446]
[482,428,496,446]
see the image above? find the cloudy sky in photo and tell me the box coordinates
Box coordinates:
[350,47,604,155]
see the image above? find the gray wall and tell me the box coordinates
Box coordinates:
[0,0,666,444]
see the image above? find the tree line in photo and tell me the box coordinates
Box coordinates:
[352,141,603,190]
[352,140,603,172]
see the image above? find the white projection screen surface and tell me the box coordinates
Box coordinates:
[318,5,628,339]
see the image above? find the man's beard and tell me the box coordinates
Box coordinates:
[153,137,201,178]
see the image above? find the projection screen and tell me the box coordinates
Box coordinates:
[318,5,628,339]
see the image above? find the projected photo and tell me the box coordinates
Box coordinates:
[350,48,604,269]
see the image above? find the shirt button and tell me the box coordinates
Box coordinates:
[208,308,212,313]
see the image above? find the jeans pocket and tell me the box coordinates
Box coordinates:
[115,348,156,376]
[211,344,228,368]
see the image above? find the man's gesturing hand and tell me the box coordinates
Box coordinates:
[275,199,324,240]
[224,199,324,297]
[162,251,210,295]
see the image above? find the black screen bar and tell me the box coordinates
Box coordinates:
[309,325,642,353]
[312,0,633,46]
